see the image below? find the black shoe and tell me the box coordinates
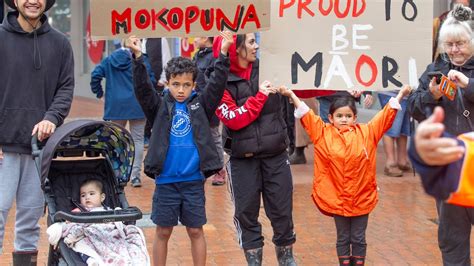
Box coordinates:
[289,147,306,165]
[244,248,263,266]
[13,250,38,266]
[275,246,297,266]
[288,146,295,156]
[131,177,142,187]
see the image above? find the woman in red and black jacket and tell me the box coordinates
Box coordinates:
[214,33,297,266]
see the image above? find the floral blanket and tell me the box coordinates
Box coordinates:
[48,221,150,265]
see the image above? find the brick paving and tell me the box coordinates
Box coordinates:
[1,96,473,265]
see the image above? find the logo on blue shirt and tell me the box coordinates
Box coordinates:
[171,109,191,137]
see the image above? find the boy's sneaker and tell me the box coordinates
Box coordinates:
[131,177,142,187]
[212,169,226,186]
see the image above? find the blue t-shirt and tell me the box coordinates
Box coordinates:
[156,99,204,184]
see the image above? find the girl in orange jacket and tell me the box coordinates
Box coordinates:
[279,85,411,266]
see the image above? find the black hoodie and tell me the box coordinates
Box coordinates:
[0,11,74,153]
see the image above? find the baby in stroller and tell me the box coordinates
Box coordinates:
[73,178,107,213]
[32,120,150,265]
[47,178,150,265]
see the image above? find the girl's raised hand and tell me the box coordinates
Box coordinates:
[396,85,412,102]
[278,86,294,97]
[399,85,412,97]
[220,30,234,55]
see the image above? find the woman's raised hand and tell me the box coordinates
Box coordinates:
[219,30,234,55]
[259,80,277,96]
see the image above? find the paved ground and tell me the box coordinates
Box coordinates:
[1,96,472,265]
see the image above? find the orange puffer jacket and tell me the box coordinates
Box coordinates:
[300,104,397,217]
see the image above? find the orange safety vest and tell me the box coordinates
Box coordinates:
[447,133,474,207]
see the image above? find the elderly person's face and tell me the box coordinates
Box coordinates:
[443,33,472,66]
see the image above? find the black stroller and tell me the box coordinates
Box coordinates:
[32,120,143,266]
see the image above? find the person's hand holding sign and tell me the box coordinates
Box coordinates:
[219,30,234,56]
[125,36,142,59]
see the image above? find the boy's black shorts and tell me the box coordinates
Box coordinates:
[151,180,206,228]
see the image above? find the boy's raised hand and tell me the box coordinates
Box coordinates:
[219,30,234,55]
[125,36,142,58]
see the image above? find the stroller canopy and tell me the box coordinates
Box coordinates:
[38,120,135,185]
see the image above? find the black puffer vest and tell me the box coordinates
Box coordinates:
[222,61,289,158]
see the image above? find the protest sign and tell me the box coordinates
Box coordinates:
[90,0,270,40]
[260,0,432,91]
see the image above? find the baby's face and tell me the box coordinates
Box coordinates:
[80,183,104,209]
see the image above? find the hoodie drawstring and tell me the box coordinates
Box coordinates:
[33,29,42,69]
[18,11,42,70]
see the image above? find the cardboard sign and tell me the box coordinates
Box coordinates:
[260,0,433,91]
[90,0,270,40]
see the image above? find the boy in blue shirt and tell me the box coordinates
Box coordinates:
[127,32,233,266]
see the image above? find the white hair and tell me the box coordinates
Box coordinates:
[438,5,474,54]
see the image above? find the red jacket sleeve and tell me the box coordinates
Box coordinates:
[215,90,268,130]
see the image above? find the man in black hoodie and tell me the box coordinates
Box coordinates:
[0,0,74,264]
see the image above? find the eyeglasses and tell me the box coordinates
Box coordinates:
[444,40,469,50]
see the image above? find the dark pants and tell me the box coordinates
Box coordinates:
[227,152,296,250]
[144,119,152,139]
[334,214,369,257]
[437,200,474,266]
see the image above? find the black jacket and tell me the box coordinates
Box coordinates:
[0,11,74,153]
[408,55,474,135]
[132,53,230,178]
[193,47,215,93]
[193,47,220,127]
[222,60,289,158]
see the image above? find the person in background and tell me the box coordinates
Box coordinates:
[0,0,74,264]
[409,106,470,205]
[90,40,156,188]
[289,98,319,164]
[192,36,227,186]
[408,5,474,265]
[377,90,412,177]
[433,0,470,61]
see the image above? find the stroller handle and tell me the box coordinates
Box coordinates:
[31,133,41,158]
[53,206,143,223]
